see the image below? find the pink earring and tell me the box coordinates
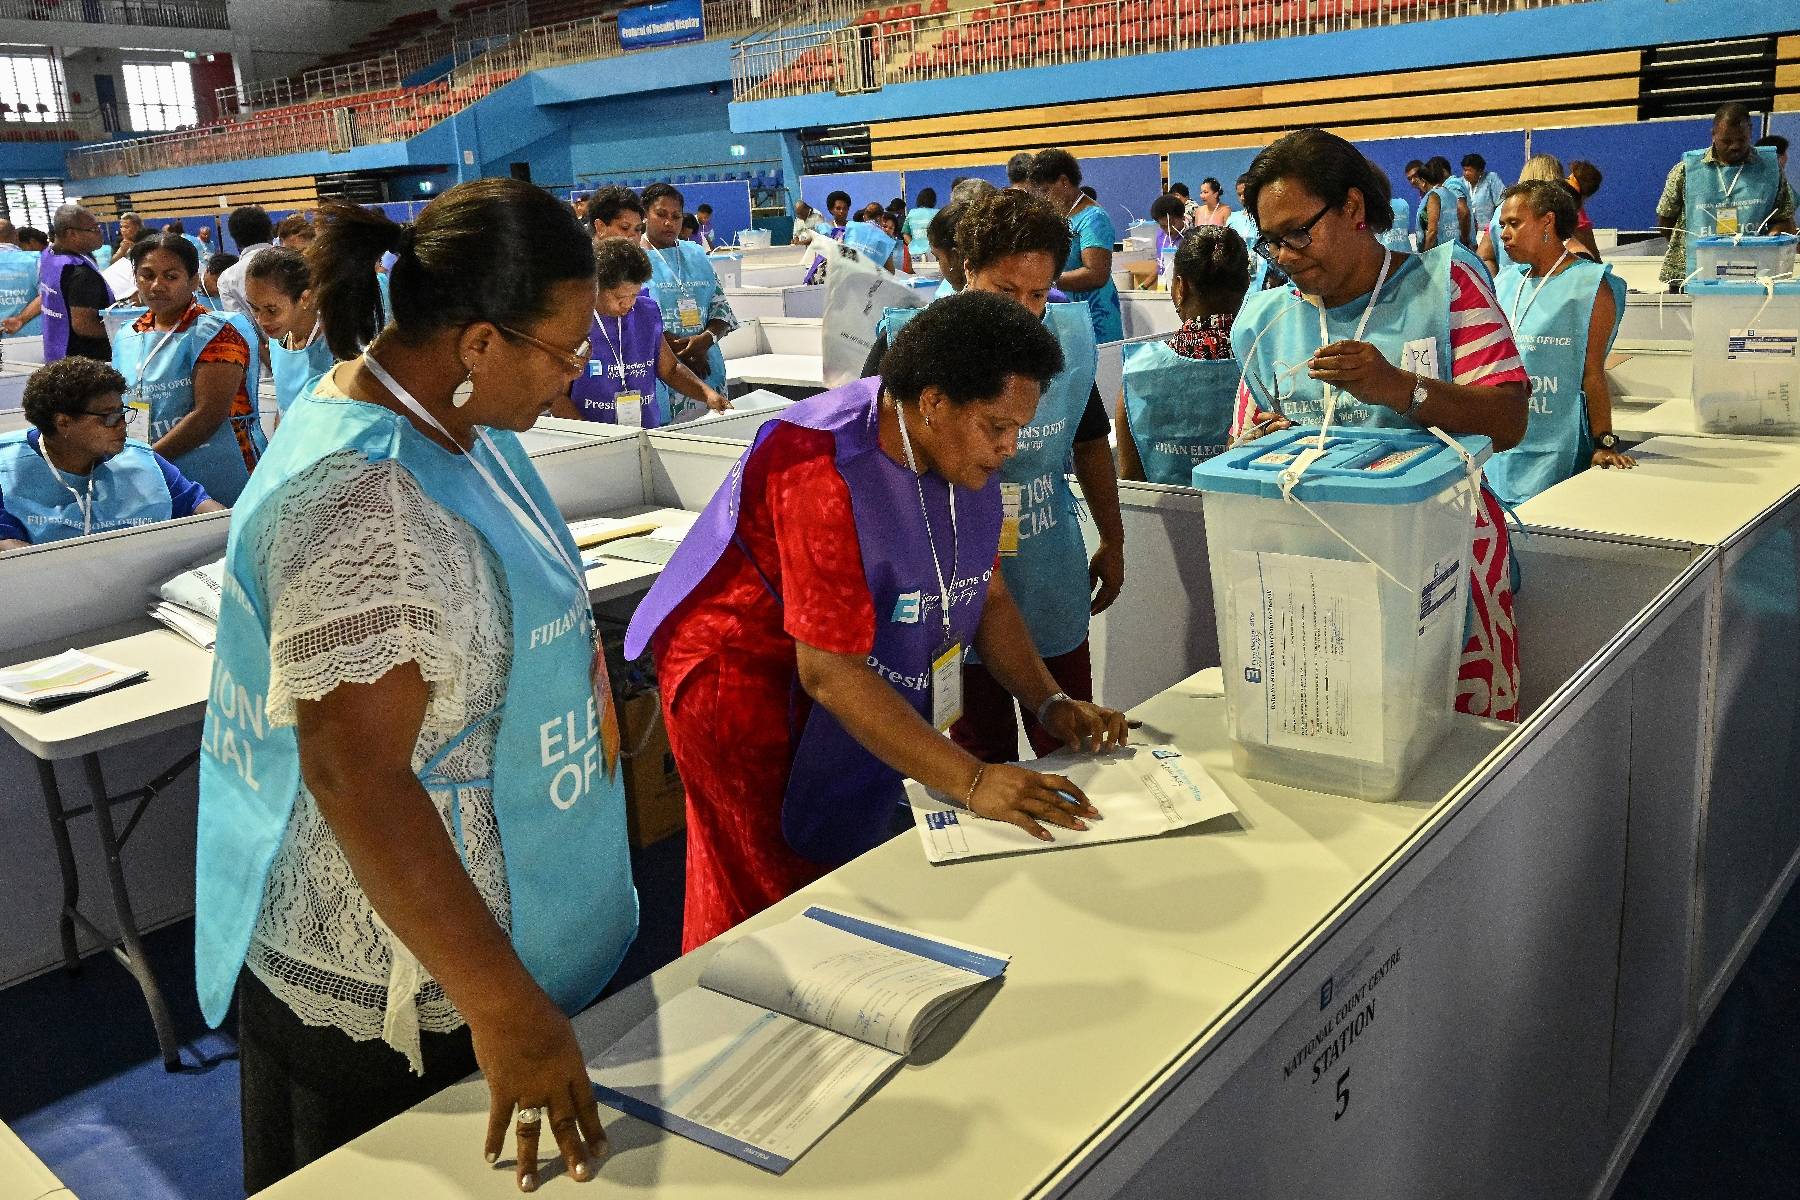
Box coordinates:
[1355,221,1367,230]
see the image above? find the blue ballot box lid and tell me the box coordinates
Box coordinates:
[1687,277,1800,297]
[1692,234,1797,249]
[1191,426,1492,505]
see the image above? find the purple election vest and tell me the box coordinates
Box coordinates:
[571,295,666,426]
[38,249,113,361]
[625,377,1002,863]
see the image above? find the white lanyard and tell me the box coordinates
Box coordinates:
[889,395,958,646]
[1315,249,1394,406]
[285,317,321,352]
[1510,251,1570,329]
[1714,159,1747,204]
[592,311,627,384]
[40,441,94,536]
[133,324,183,403]
[653,244,693,292]
[361,355,586,594]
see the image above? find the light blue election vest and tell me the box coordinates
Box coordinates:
[1681,147,1786,279]
[880,301,1096,657]
[269,329,334,416]
[646,240,727,421]
[194,381,637,1029]
[0,430,172,543]
[841,221,898,270]
[0,248,41,336]
[1487,212,1521,273]
[1388,197,1413,250]
[1065,203,1125,344]
[932,277,957,300]
[1231,244,1463,430]
[1425,184,1461,247]
[1226,209,1272,291]
[1486,259,1625,506]
[1121,341,1237,485]
[114,310,266,505]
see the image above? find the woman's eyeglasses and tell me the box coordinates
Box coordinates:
[1252,200,1336,264]
[84,406,136,428]
[495,324,590,372]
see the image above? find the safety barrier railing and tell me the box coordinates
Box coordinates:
[0,106,106,143]
[733,0,1586,100]
[0,0,229,28]
[69,0,831,180]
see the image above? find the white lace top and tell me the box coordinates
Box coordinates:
[243,407,515,1074]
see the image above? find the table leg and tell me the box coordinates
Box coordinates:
[33,758,81,973]
[81,752,182,1073]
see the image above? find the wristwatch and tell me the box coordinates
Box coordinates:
[1594,431,1620,451]
[1403,373,1427,419]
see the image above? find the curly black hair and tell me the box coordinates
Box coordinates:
[953,189,1073,277]
[595,238,652,290]
[881,290,1064,406]
[23,357,129,435]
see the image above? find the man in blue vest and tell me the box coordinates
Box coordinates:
[1657,102,1796,290]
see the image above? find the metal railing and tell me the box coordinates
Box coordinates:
[0,0,229,28]
[70,0,834,180]
[217,28,460,116]
[733,0,1587,100]
[0,105,105,142]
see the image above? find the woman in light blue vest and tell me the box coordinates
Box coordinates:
[113,234,265,505]
[865,188,1127,761]
[1231,128,1531,722]
[1117,225,1249,485]
[1479,153,1565,278]
[1488,181,1634,506]
[1417,157,1466,251]
[0,357,219,549]
[641,182,737,423]
[903,186,938,259]
[1028,148,1126,344]
[197,181,635,1194]
[243,247,333,424]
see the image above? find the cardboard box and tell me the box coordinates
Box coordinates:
[620,690,684,847]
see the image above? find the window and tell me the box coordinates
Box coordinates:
[2,181,66,233]
[123,59,197,132]
[0,48,67,123]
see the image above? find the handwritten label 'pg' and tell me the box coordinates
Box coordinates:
[539,697,601,810]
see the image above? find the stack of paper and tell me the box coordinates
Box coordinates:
[566,515,665,550]
[147,558,224,650]
[910,744,1239,863]
[589,907,1009,1173]
[597,516,697,566]
[0,650,149,711]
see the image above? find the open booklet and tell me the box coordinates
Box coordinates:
[0,649,149,711]
[910,744,1239,864]
[594,516,697,567]
[146,558,224,651]
[588,907,1009,1173]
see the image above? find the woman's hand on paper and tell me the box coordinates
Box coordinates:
[1308,339,1411,410]
[1592,446,1637,470]
[969,763,1102,841]
[474,987,609,1192]
[1042,697,1130,755]
[702,387,733,412]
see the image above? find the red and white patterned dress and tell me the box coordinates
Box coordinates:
[1232,258,1526,722]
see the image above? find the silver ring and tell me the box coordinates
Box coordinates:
[516,1106,543,1128]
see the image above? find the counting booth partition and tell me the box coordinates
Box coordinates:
[4,364,1800,1198]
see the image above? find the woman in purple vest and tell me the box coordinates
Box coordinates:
[624,291,1130,951]
[550,238,727,427]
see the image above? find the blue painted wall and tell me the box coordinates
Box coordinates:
[730,0,1800,131]
[902,162,1008,204]
[0,140,71,181]
[1534,118,1710,229]
[801,170,903,214]
[1077,153,1161,232]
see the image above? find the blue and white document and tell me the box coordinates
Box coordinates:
[910,744,1239,863]
[588,907,1009,1173]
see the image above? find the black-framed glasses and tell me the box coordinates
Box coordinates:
[495,323,590,373]
[82,406,136,427]
[1252,200,1336,264]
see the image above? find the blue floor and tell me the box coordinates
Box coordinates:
[4,832,1797,1199]
[0,830,688,1200]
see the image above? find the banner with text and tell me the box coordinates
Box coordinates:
[618,0,705,49]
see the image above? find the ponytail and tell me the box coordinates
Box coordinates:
[311,179,594,364]
[308,200,400,361]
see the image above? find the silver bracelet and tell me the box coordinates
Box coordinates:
[1035,691,1071,727]
[962,764,986,810]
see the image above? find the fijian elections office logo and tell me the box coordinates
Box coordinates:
[892,591,922,624]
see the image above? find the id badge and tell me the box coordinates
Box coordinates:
[999,483,1022,556]
[614,390,643,428]
[1715,205,1740,236]
[676,295,703,328]
[931,641,964,731]
[1400,337,1440,381]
